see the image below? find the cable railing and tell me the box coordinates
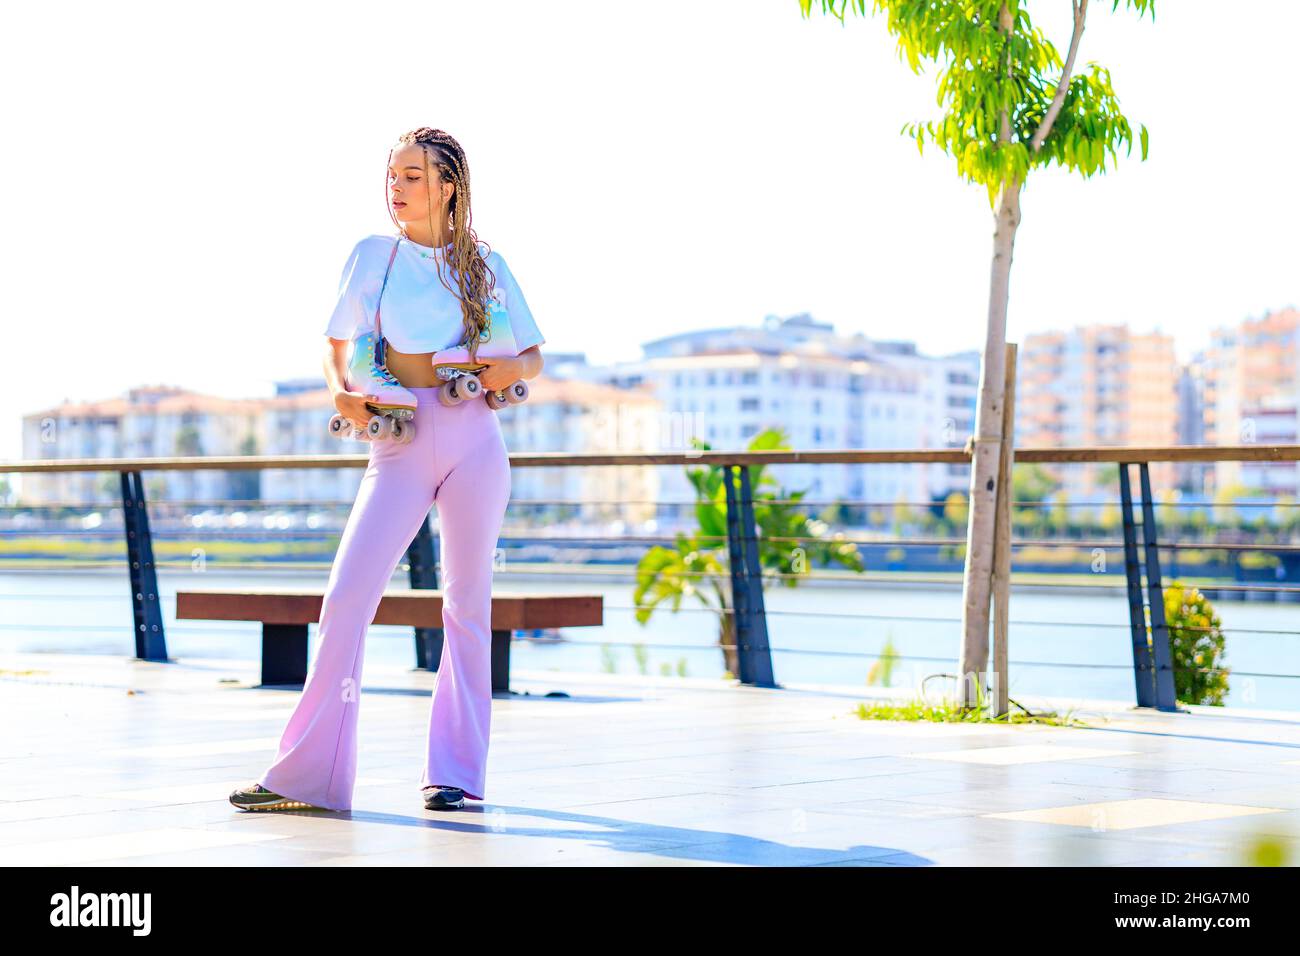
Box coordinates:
[2,443,1299,709]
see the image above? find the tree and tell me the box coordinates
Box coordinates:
[229,433,261,501]
[943,490,968,530]
[800,0,1154,706]
[1012,461,1059,535]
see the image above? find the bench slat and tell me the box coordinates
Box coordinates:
[175,589,602,629]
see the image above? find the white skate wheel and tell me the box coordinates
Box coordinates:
[506,380,529,404]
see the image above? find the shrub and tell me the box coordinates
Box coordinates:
[1162,581,1229,706]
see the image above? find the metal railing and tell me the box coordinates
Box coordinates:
[2,442,1299,708]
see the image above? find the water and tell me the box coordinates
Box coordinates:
[0,567,1295,711]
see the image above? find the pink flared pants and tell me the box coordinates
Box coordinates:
[258,386,511,810]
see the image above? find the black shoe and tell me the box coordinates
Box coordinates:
[422,785,466,810]
[229,782,321,811]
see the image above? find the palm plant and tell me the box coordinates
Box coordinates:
[633,427,865,677]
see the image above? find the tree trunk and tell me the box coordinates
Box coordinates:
[957,177,1023,708]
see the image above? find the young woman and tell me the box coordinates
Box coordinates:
[230,127,544,813]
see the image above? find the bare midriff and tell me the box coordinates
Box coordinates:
[383,344,441,388]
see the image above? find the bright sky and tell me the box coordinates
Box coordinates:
[2,0,1296,464]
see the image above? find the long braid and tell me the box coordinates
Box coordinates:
[386,128,497,363]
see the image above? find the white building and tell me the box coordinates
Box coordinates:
[555,314,980,524]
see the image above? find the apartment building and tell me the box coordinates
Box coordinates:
[1016,324,1179,502]
[21,385,268,507]
[1202,307,1300,497]
[1176,359,1211,495]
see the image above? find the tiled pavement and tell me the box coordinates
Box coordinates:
[1,651,1297,866]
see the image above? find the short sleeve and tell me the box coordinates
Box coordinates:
[323,240,369,340]
[492,254,545,351]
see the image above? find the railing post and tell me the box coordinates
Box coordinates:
[1119,463,1156,707]
[723,464,752,683]
[407,514,443,671]
[120,470,167,661]
[1139,463,1179,712]
[736,465,776,688]
[724,463,775,686]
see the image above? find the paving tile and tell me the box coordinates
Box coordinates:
[984,797,1286,831]
[0,826,292,865]
[900,744,1140,765]
[102,737,283,759]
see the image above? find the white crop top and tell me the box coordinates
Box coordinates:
[323,234,545,354]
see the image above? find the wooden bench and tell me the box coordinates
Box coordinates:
[175,587,603,692]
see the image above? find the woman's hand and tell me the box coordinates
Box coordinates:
[474,355,524,392]
[333,390,378,433]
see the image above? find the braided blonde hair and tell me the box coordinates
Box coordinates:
[386,128,497,362]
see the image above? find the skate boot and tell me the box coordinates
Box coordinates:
[432,289,530,411]
[327,328,419,443]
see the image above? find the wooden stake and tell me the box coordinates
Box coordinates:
[991,342,1017,718]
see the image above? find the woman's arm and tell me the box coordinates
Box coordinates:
[324,338,350,397]
[515,345,544,381]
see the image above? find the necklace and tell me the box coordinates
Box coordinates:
[401,235,451,260]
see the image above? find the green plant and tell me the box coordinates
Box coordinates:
[599,643,618,674]
[1239,551,1281,570]
[632,642,649,675]
[656,658,691,678]
[1243,833,1291,867]
[633,427,864,677]
[866,635,900,687]
[854,680,1088,727]
[1162,581,1229,706]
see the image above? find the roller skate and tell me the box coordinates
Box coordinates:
[432,288,530,411]
[327,328,418,443]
